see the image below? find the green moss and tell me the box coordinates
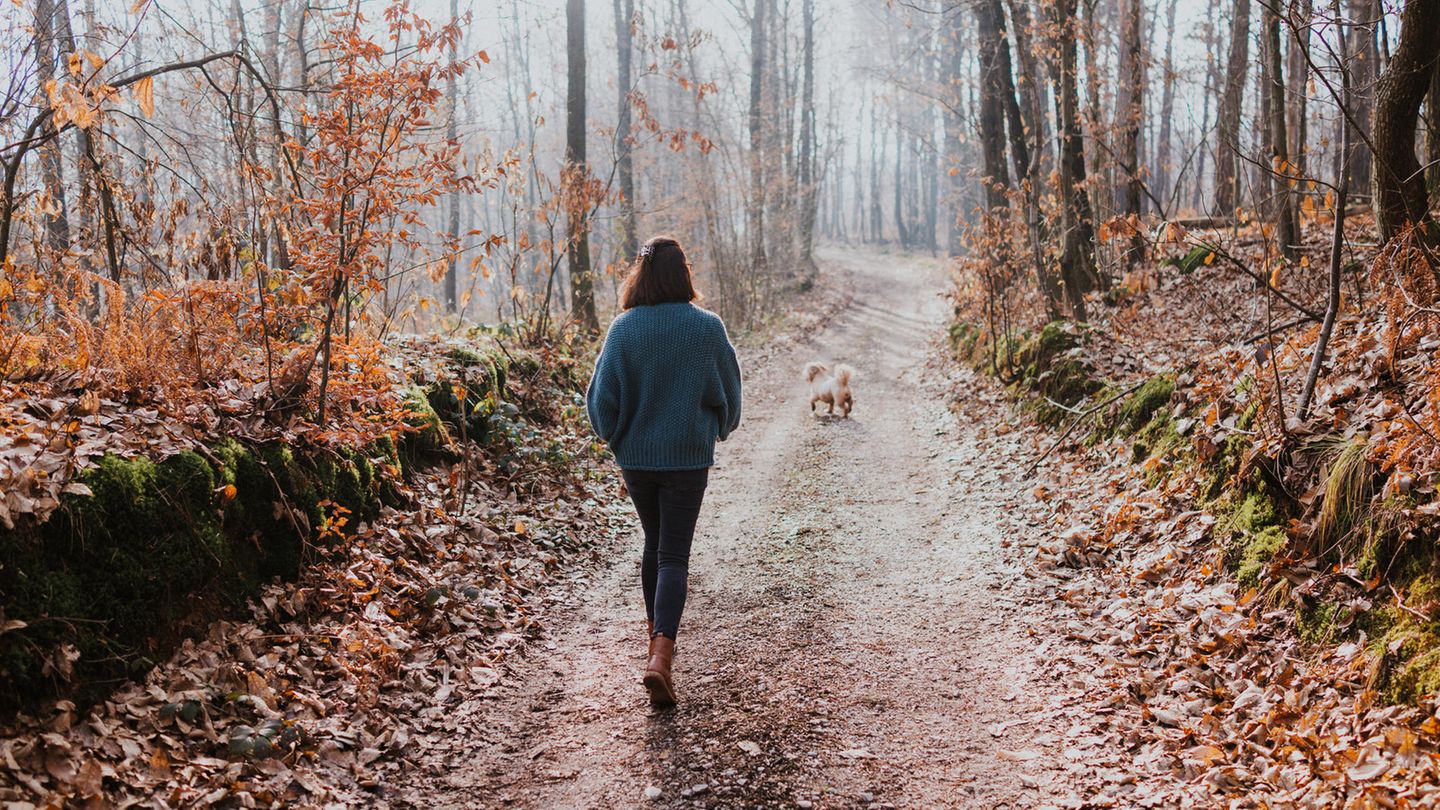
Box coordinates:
[1000,322,1105,427]
[1212,483,1289,587]
[0,435,391,716]
[1389,647,1440,703]
[1298,600,1353,646]
[1108,375,1175,438]
[1162,245,1214,275]
[948,322,980,363]
[1235,525,1288,587]
[399,384,450,465]
[447,345,485,367]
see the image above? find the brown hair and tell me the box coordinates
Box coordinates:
[620,235,698,310]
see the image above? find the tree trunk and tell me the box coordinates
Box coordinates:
[614,0,637,263]
[1346,0,1377,198]
[1006,0,1051,178]
[894,112,909,246]
[974,0,1012,212]
[32,0,70,255]
[1116,0,1147,266]
[1194,0,1221,211]
[565,0,597,332]
[943,8,967,256]
[797,0,817,273]
[1298,0,1351,420]
[1156,0,1178,214]
[1426,49,1440,199]
[1286,0,1312,179]
[443,0,461,313]
[748,0,768,275]
[988,0,1030,185]
[1049,0,1102,319]
[1371,0,1440,242]
[53,0,94,273]
[1264,5,1299,258]
[1215,0,1252,215]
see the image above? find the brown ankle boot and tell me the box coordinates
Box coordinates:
[646,619,653,640]
[643,635,677,707]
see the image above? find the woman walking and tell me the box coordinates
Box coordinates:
[585,235,743,708]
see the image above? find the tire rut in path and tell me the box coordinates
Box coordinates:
[392,249,1063,809]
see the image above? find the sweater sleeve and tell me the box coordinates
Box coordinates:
[585,323,622,441]
[712,321,743,441]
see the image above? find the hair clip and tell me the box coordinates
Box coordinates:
[638,244,654,258]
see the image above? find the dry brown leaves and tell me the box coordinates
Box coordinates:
[0,420,630,807]
[1015,445,1440,807]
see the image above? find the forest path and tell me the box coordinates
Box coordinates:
[392,249,1070,809]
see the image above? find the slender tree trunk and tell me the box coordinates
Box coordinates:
[974,0,1012,211]
[32,0,70,255]
[1427,58,1440,198]
[1298,0,1351,420]
[894,112,909,246]
[1264,5,1299,258]
[1116,0,1147,266]
[943,8,967,255]
[1286,0,1312,179]
[443,0,461,312]
[1156,0,1178,213]
[1371,0,1440,243]
[53,0,93,271]
[614,0,637,262]
[1215,0,1252,215]
[748,0,768,278]
[988,0,1030,184]
[565,0,597,332]
[1194,0,1221,210]
[798,0,817,274]
[1346,0,1377,198]
[1050,0,1102,319]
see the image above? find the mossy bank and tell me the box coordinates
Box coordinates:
[949,316,1440,706]
[0,334,591,717]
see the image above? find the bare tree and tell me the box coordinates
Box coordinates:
[1263,1,1299,258]
[614,0,637,263]
[1115,0,1147,266]
[747,0,768,277]
[1049,0,1103,320]
[1154,0,1179,213]
[1215,0,1252,215]
[797,0,818,275]
[444,0,461,312]
[566,0,597,332]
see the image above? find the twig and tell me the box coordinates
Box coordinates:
[1243,316,1313,345]
[1024,379,1149,477]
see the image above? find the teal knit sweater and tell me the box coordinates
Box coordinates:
[585,302,743,471]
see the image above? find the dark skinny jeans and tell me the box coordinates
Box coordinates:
[621,467,710,641]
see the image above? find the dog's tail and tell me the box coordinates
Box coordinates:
[803,361,827,382]
[833,364,855,386]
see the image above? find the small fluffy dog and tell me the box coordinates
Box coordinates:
[804,362,856,418]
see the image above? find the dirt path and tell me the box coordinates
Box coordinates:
[392,250,1073,809]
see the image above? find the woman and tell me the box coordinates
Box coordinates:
[585,235,742,708]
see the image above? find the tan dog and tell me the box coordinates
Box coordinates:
[804,362,855,418]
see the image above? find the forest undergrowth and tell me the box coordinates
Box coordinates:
[951,210,1440,804]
